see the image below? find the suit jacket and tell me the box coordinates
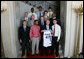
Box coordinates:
[38,20,46,30]
[18,26,30,42]
[38,20,46,40]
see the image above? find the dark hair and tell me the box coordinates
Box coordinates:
[34,20,38,23]
[48,7,52,9]
[31,8,34,10]
[53,19,57,21]
[40,16,44,18]
[44,10,48,13]
[43,10,48,16]
[21,20,26,26]
[39,6,42,8]
[23,20,26,22]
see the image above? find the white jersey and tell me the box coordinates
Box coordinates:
[43,30,52,47]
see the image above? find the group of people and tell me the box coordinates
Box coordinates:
[18,6,61,58]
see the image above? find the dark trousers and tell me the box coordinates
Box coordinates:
[39,37,43,49]
[40,38,50,56]
[40,39,44,55]
[51,36,59,57]
[41,46,50,56]
[22,40,29,56]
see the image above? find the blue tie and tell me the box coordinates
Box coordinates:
[41,21,44,25]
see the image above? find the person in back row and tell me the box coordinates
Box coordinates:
[47,7,53,19]
[36,6,44,20]
[28,8,37,20]
[50,13,61,26]
[43,10,49,21]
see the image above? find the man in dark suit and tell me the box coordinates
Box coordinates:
[50,13,61,26]
[38,16,46,51]
[41,20,52,56]
[18,20,30,57]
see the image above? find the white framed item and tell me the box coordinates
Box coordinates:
[43,30,52,47]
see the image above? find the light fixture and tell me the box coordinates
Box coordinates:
[1,1,7,13]
[72,1,83,13]
[72,1,83,58]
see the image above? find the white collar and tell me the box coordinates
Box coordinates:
[53,17,56,19]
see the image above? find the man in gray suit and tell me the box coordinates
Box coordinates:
[36,6,44,20]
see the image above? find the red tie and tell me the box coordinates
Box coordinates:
[54,25,55,36]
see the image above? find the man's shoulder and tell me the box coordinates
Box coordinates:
[57,24,61,28]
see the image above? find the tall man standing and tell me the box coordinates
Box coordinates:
[51,19,61,58]
[18,20,30,58]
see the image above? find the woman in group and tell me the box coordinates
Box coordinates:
[43,10,49,21]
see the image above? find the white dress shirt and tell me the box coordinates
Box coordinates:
[52,24,61,41]
[28,12,37,20]
[47,11,53,18]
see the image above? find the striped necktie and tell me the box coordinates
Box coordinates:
[54,25,55,36]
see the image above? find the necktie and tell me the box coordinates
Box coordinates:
[54,25,55,36]
[41,21,44,25]
[49,12,51,18]
[40,12,41,18]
